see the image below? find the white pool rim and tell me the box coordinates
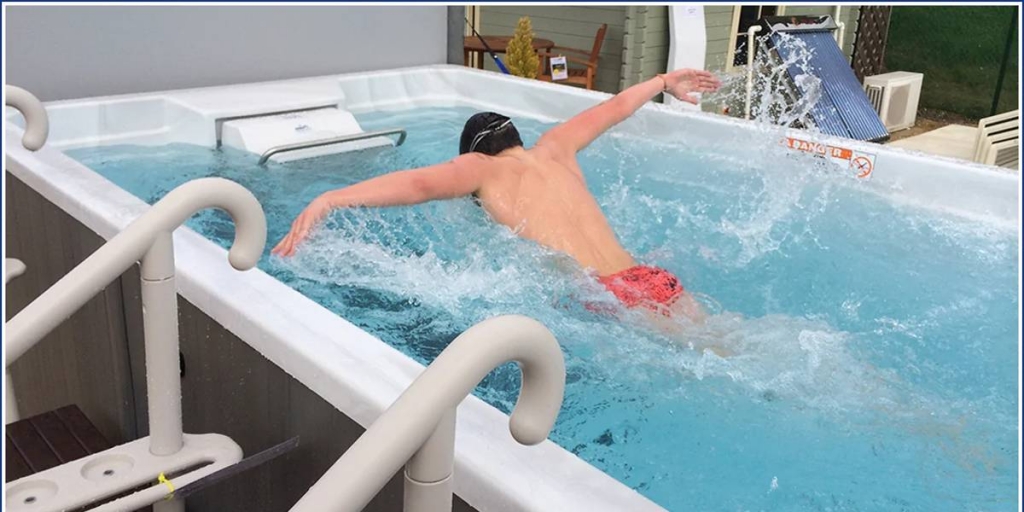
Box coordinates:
[5,64,1018,512]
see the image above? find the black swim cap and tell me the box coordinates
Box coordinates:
[459,112,523,156]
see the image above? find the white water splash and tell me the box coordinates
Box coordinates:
[696,32,823,132]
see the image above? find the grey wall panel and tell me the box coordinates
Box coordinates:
[5,172,139,446]
[5,6,447,101]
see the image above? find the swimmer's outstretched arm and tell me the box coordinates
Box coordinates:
[272,154,489,256]
[537,68,721,155]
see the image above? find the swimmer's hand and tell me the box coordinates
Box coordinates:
[272,195,333,257]
[657,69,721,105]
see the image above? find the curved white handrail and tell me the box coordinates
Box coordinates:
[4,177,266,364]
[5,258,28,423]
[5,85,49,150]
[292,315,566,512]
[5,258,27,285]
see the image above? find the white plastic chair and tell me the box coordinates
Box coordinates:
[973,110,1019,168]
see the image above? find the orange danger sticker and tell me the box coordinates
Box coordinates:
[782,137,875,179]
[784,137,827,155]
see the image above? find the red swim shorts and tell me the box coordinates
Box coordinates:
[598,265,684,312]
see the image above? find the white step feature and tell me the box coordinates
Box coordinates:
[221,108,393,163]
[4,434,242,512]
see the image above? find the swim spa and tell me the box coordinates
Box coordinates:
[5,65,1019,511]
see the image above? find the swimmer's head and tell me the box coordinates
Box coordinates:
[460,112,523,156]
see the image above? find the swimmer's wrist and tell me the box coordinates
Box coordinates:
[655,74,669,91]
[315,192,340,210]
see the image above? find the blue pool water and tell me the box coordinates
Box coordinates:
[68,106,1018,511]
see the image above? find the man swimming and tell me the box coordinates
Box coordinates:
[273,68,721,322]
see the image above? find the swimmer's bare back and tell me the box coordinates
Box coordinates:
[468,146,636,276]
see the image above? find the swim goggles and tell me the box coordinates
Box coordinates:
[468,117,512,153]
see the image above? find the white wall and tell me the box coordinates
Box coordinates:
[5,6,447,101]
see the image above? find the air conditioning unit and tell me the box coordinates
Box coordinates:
[863,71,923,132]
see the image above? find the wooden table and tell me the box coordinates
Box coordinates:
[464,36,555,70]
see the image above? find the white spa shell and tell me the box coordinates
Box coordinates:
[4,65,1019,512]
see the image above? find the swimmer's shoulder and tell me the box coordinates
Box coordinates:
[450,152,492,168]
[447,153,516,193]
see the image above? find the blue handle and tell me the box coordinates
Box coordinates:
[494,57,511,75]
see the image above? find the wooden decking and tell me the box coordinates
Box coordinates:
[5,405,111,483]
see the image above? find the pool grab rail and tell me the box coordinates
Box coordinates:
[5,84,48,424]
[257,128,407,165]
[5,85,49,150]
[4,178,266,512]
[5,258,28,422]
[292,315,566,512]
[5,259,27,284]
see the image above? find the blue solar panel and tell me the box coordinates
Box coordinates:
[770,31,890,142]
